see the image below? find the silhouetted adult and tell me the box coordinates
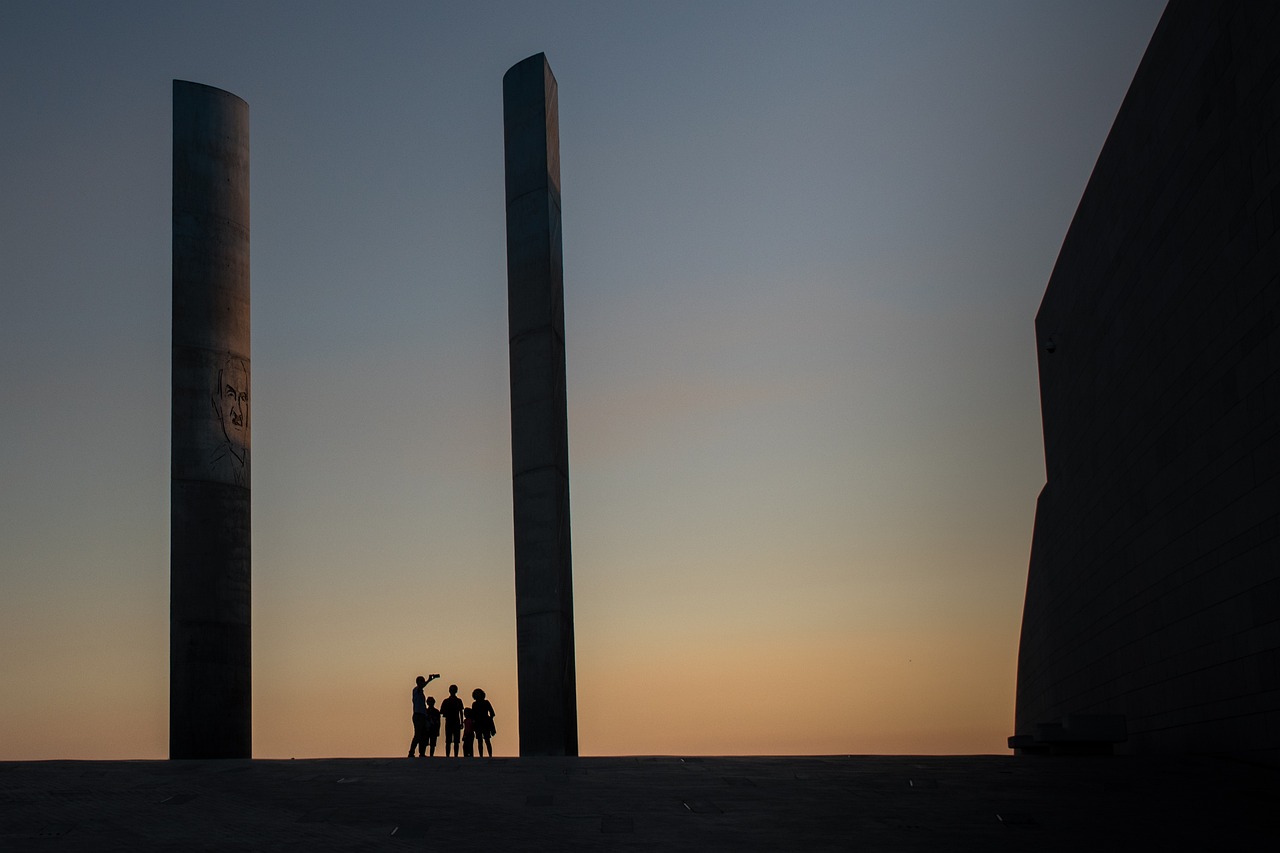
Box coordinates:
[471,688,496,757]
[440,684,465,757]
[408,675,430,758]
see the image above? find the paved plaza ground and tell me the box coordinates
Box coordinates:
[0,754,1275,851]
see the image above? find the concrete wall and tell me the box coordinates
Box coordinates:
[170,80,251,759]
[503,54,579,756]
[1015,1,1280,762]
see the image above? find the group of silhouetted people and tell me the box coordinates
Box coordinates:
[408,675,496,758]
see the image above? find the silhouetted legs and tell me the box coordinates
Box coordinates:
[409,714,429,758]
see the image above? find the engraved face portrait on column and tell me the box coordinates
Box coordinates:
[210,354,249,485]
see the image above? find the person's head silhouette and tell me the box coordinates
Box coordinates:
[427,696,436,707]
[472,688,485,701]
[416,676,426,687]
[449,684,458,696]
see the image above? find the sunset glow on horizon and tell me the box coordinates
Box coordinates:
[0,0,1167,760]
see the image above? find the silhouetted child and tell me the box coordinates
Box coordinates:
[471,688,496,758]
[462,708,475,757]
[440,684,465,757]
[423,696,441,757]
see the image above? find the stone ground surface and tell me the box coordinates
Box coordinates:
[0,754,1276,851]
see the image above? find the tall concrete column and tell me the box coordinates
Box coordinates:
[503,53,578,756]
[170,80,251,759]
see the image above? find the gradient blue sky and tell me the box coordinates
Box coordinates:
[0,1,1166,758]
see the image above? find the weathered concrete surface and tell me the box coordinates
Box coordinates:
[1015,1,1280,763]
[503,53,578,757]
[171,80,251,759]
[0,755,1275,851]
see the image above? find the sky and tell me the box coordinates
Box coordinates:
[0,1,1167,760]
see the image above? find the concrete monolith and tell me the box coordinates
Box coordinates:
[1012,0,1280,760]
[170,80,251,759]
[503,53,579,756]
